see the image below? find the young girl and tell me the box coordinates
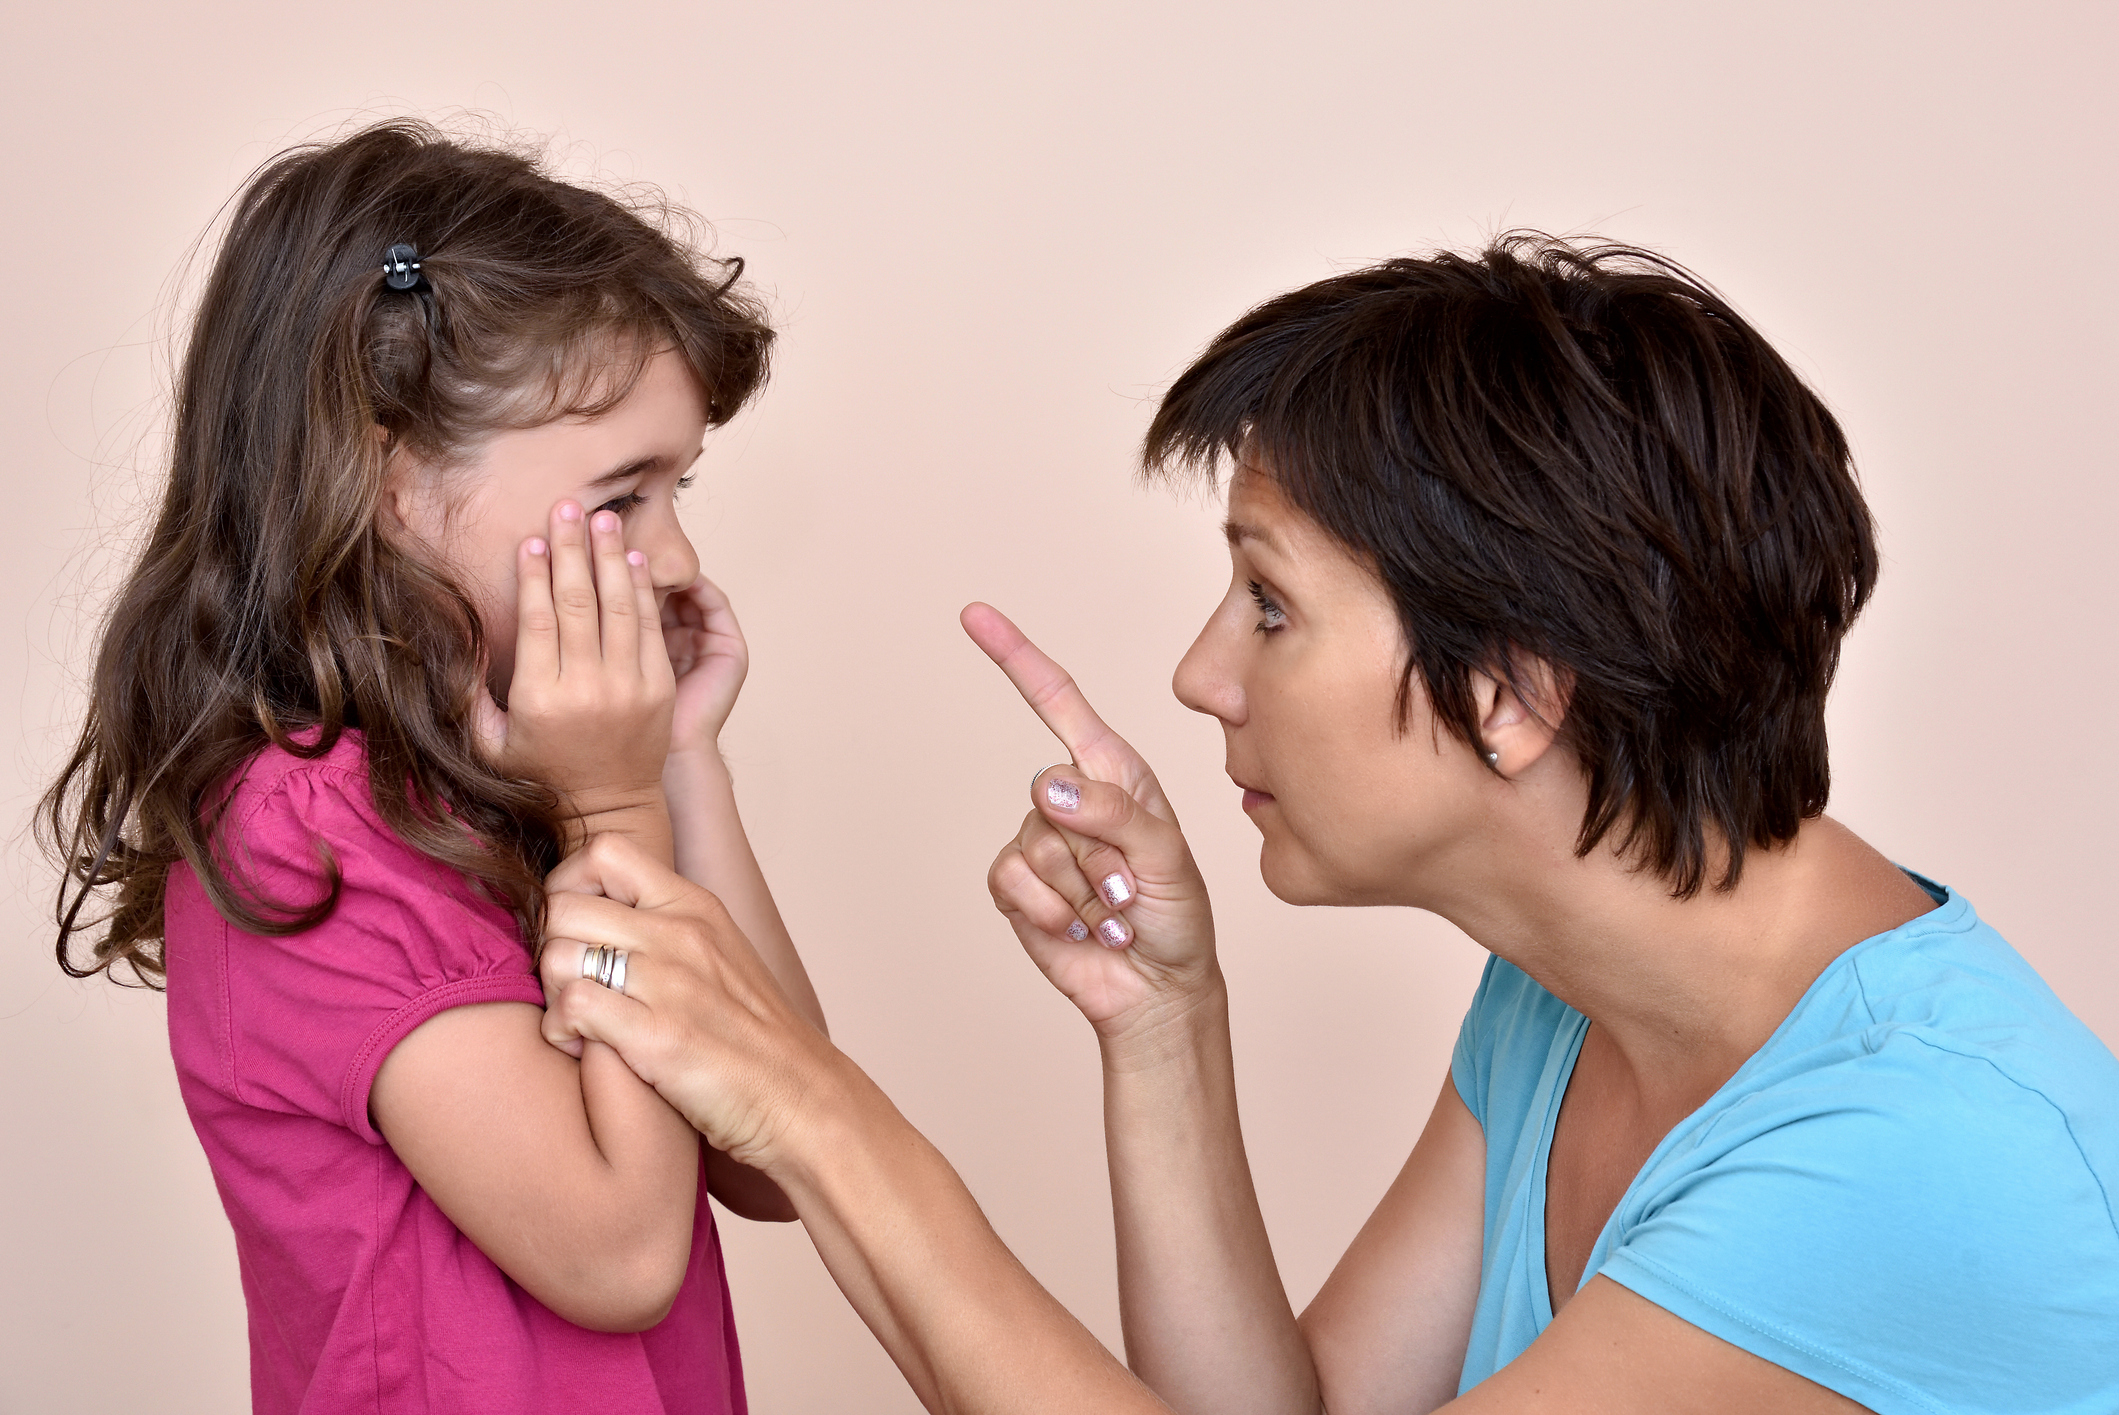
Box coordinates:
[42,119,823,1413]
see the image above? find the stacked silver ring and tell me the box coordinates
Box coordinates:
[580,944,629,995]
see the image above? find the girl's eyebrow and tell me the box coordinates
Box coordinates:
[586,456,660,489]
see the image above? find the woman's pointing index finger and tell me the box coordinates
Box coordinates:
[960,602,1151,791]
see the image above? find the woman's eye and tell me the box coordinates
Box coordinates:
[594,491,649,517]
[1247,580,1288,633]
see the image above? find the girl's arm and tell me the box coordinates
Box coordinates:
[657,577,826,1221]
[658,575,825,1033]
[372,1003,700,1331]
[374,504,699,1326]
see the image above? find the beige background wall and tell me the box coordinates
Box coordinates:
[4,2,2114,1411]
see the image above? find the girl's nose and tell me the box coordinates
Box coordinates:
[634,505,701,593]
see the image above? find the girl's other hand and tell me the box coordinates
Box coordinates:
[962,603,1221,1047]
[662,575,748,760]
[479,501,676,845]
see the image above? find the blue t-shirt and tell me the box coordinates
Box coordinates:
[1450,875,2119,1414]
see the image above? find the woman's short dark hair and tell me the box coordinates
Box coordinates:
[1144,233,1877,896]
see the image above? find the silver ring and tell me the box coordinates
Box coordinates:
[580,945,606,982]
[607,950,628,996]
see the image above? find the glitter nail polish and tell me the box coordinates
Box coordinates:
[1066,920,1089,942]
[1097,917,1129,948]
[1100,873,1132,907]
[1047,778,1081,812]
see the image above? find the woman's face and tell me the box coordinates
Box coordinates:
[389,348,708,691]
[1173,467,1498,908]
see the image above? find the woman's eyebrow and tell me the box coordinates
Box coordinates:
[1223,519,1282,555]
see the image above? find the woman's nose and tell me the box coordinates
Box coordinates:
[1172,597,1246,725]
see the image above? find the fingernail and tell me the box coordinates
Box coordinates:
[626,550,647,567]
[1046,778,1080,812]
[1097,917,1130,948]
[526,538,548,556]
[1066,920,1089,941]
[593,510,619,533]
[1100,873,1132,907]
[558,502,582,522]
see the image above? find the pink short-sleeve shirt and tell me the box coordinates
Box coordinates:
[164,731,746,1414]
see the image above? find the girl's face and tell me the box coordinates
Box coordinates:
[1172,467,1502,908]
[390,348,709,691]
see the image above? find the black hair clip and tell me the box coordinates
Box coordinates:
[382,243,427,292]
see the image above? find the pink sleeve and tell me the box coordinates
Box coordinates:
[217,757,547,1144]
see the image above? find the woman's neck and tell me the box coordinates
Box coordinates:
[1435,815,1936,1115]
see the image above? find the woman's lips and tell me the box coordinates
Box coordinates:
[1240,788,1274,812]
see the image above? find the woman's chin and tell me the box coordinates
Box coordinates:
[1257,842,1340,907]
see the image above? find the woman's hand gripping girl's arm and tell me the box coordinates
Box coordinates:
[371,501,704,1332]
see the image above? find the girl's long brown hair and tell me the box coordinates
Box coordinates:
[41,119,772,986]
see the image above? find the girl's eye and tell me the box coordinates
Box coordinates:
[1247,580,1288,634]
[675,472,696,493]
[593,491,649,517]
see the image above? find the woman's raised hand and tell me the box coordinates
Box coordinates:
[962,603,1220,1040]
[479,501,676,843]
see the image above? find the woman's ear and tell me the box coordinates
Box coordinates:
[1469,652,1571,776]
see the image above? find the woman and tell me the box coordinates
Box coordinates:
[535,236,2119,1413]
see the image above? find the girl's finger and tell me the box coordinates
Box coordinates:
[632,552,674,686]
[589,509,640,669]
[547,501,599,670]
[512,535,558,687]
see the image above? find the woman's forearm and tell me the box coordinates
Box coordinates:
[1099,982,1323,1415]
[776,1062,1170,1415]
[663,749,826,1033]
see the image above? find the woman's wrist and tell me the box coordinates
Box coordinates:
[1095,967,1232,1078]
[748,1048,909,1197]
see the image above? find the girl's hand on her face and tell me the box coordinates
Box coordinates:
[963,603,1222,1044]
[662,575,748,760]
[479,502,676,842]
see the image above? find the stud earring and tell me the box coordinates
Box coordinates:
[1485,751,1500,767]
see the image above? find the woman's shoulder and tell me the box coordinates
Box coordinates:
[1778,882,2119,1186]
[1598,889,2119,1408]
